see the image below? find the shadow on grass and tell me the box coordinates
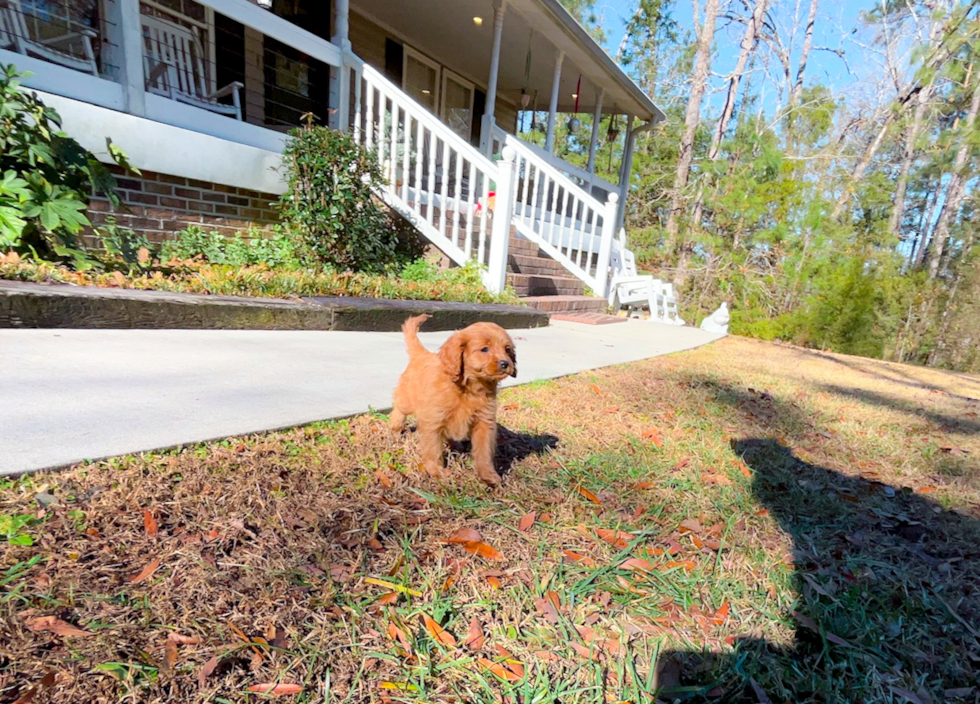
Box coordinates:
[820,383,980,436]
[658,439,980,702]
[446,425,559,479]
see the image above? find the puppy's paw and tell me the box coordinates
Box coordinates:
[423,462,450,482]
[477,467,503,488]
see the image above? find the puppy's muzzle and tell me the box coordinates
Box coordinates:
[499,359,517,377]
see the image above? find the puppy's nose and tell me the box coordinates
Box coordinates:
[498,359,511,371]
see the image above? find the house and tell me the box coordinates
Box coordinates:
[0,0,663,310]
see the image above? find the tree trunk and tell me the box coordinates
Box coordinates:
[928,59,980,280]
[788,0,819,110]
[664,0,721,256]
[888,80,934,242]
[690,0,768,228]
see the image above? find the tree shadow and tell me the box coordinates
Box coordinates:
[657,439,980,702]
[820,383,980,435]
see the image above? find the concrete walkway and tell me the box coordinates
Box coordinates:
[1,321,723,475]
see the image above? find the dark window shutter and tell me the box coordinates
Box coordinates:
[385,39,403,86]
[471,88,486,147]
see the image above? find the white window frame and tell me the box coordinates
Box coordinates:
[440,67,474,138]
[402,44,440,112]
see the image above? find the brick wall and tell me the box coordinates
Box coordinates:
[87,166,281,244]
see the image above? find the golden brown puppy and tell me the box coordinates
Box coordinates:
[390,314,517,487]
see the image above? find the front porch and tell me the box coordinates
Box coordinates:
[0,0,661,298]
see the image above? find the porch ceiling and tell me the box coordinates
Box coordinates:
[350,0,663,123]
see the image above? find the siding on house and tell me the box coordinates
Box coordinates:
[349,9,519,139]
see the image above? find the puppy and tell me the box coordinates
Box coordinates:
[390,314,517,487]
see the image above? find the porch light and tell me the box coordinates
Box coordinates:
[607,114,620,143]
[567,117,581,134]
[257,0,272,8]
[473,16,483,26]
[520,89,531,109]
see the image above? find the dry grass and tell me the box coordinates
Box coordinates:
[1,337,979,703]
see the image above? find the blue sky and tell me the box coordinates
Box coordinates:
[593,0,876,113]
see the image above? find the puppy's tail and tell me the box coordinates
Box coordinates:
[402,314,432,358]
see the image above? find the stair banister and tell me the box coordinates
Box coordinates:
[485,145,517,294]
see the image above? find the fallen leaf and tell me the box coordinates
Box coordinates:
[738,462,752,478]
[534,596,560,624]
[247,683,304,695]
[168,633,201,645]
[486,575,502,588]
[620,557,655,573]
[678,518,702,534]
[569,641,597,660]
[663,560,696,573]
[10,672,55,704]
[386,622,412,653]
[577,486,602,505]
[461,541,504,561]
[143,510,158,537]
[197,656,220,687]
[478,657,522,682]
[364,577,422,597]
[915,486,937,494]
[711,601,730,626]
[641,428,663,448]
[162,638,178,673]
[634,481,658,489]
[501,403,518,411]
[329,564,352,583]
[26,616,94,638]
[533,650,561,662]
[421,614,457,647]
[596,528,635,549]
[793,610,849,645]
[891,688,927,704]
[375,470,393,488]
[446,527,483,544]
[464,617,484,650]
[375,592,399,607]
[128,560,161,584]
[590,384,601,394]
[704,473,734,486]
[562,550,597,567]
[517,511,536,532]
[112,270,126,286]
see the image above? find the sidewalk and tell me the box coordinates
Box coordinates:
[0,320,724,475]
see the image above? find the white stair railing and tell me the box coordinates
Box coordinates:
[355,62,510,290]
[496,131,617,296]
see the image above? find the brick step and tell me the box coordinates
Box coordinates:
[520,295,608,313]
[507,274,584,297]
[508,237,547,258]
[507,253,570,277]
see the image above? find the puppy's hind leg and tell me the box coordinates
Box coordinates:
[389,407,406,433]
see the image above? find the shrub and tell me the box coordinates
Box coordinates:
[158,226,301,268]
[0,64,132,265]
[279,120,423,273]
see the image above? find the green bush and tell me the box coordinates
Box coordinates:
[159,226,301,268]
[0,63,132,265]
[97,217,155,273]
[278,121,423,273]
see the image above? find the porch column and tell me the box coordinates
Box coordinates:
[104,0,146,116]
[480,0,507,156]
[616,114,635,230]
[331,0,352,131]
[586,87,604,186]
[545,49,564,153]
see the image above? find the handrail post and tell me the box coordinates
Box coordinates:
[485,145,517,294]
[595,192,618,298]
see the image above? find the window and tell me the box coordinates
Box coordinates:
[441,69,474,141]
[403,46,438,112]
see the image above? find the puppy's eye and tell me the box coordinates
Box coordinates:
[481,346,490,353]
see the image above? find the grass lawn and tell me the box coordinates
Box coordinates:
[2,337,979,703]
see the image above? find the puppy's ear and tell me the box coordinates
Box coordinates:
[507,344,517,378]
[438,332,466,383]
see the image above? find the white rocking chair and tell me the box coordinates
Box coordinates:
[0,0,98,75]
[142,14,243,120]
[608,246,685,325]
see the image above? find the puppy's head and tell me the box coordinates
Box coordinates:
[438,322,517,385]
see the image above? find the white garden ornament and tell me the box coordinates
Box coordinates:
[700,302,730,334]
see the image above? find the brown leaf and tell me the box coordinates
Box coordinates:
[386,621,412,653]
[620,557,655,572]
[143,510,158,537]
[478,657,522,682]
[678,518,702,534]
[792,611,849,645]
[112,270,126,286]
[464,617,485,650]
[486,575,502,588]
[162,638,178,673]
[247,683,304,695]
[376,592,399,607]
[569,641,597,660]
[329,564,352,583]
[915,486,937,494]
[596,528,635,549]
[10,672,55,704]
[446,527,483,544]
[634,481,658,489]
[137,247,151,264]
[533,650,561,662]
[517,511,536,532]
[501,403,519,411]
[168,632,201,645]
[421,613,457,647]
[128,560,161,584]
[590,383,601,394]
[197,656,220,688]
[375,470,393,488]
[711,600,730,626]
[562,550,597,567]
[25,616,94,638]
[577,486,602,505]
[641,428,663,448]
[461,541,504,561]
[704,473,734,486]
[534,596,560,624]
[663,560,696,573]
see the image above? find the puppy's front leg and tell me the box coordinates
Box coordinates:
[418,424,450,481]
[471,419,502,488]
